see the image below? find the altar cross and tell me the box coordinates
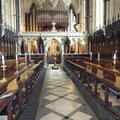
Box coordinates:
[51,21,56,29]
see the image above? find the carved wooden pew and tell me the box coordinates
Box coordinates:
[64,58,120,118]
[0,60,44,120]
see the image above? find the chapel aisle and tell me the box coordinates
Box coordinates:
[35,65,100,120]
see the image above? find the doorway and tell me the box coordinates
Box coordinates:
[46,39,61,64]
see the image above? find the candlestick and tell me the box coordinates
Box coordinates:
[15,53,19,74]
[98,53,100,64]
[16,54,18,64]
[90,52,92,62]
[113,53,117,64]
[113,51,117,70]
[25,53,27,63]
[2,55,5,66]
[0,54,7,82]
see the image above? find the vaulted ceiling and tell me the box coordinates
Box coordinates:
[23,0,72,13]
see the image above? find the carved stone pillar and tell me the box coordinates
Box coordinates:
[32,9,35,31]
[85,0,89,32]
[0,0,5,37]
[16,0,20,33]
[70,9,73,32]
[25,13,30,31]
[81,0,84,32]
[25,13,27,31]
[92,0,96,31]
[103,0,107,26]
[30,14,32,31]
[106,0,110,25]
[0,0,2,38]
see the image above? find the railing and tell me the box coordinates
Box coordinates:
[64,54,120,119]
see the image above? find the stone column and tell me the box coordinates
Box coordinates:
[0,0,2,37]
[85,0,88,32]
[11,0,14,31]
[106,0,110,25]
[84,0,89,33]
[21,0,25,31]
[0,0,2,53]
[103,0,107,26]
[32,9,35,31]
[36,15,38,31]
[70,9,73,32]
[81,0,84,31]
[30,14,32,31]
[19,0,22,32]
[92,0,96,30]
[8,0,11,29]
[13,0,16,31]
[25,14,27,31]
[16,0,20,33]
[109,0,113,23]
[61,43,64,65]
[0,0,5,37]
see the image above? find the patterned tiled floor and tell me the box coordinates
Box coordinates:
[35,66,99,120]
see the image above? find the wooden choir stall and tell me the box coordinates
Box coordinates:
[64,54,120,119]
[0,54,44,120]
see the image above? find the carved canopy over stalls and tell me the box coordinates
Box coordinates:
[88,19,120,55]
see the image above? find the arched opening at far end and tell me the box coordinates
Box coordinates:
[46,39,62,64]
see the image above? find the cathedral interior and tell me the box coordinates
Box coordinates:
[0,0,120,120]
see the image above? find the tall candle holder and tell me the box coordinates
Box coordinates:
[0,54,7,83]
[15,53,19,74]
[113,51,117,70]
[25,53,27,64]
[90,52,93,62]
[98,53,100,65]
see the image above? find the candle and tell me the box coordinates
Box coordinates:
[2,55,5,66]
[90,52,92,61]
[113,53,117,64]
[98,53,100,62]
[16,54,18,63]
